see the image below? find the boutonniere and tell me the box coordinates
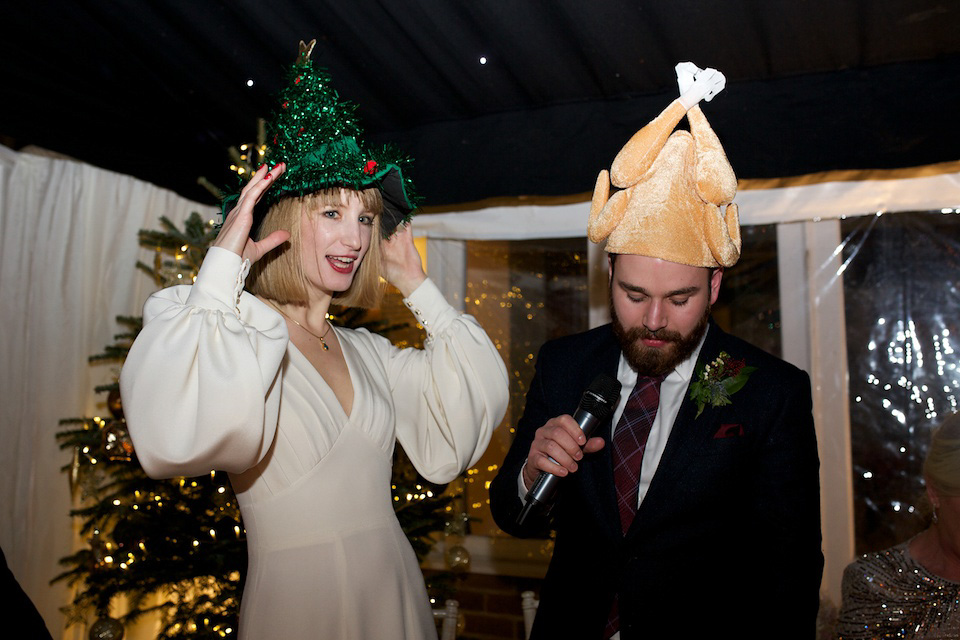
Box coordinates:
[689,351,757,418]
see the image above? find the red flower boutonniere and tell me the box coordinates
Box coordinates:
[363,160,378,175]
[688,351,757,418]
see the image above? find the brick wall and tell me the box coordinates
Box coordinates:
[425,570,542,640]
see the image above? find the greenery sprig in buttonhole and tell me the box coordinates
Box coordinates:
[689,351,757,418]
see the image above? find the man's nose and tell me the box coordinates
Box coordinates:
[643,301,667,332]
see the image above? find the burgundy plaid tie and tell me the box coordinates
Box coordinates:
[612,374,665,533]
[605,374,665,639]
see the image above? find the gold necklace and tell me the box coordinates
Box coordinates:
[266,300,331,351]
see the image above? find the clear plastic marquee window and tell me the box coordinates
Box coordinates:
[842,210,960,554]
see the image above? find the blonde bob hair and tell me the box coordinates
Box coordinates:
[923,412,960,497]
[248,187,384,309]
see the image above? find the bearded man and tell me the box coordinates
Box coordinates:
[489,65,823,639]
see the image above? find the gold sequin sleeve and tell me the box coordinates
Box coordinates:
[837,541,960,639]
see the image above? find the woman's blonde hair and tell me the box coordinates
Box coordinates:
[923,412,960,497]
[248,188,384,309]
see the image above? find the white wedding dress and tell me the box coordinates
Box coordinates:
[120,247,508,639]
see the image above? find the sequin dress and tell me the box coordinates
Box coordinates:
[838,539,960,639]
[120,248,509,639]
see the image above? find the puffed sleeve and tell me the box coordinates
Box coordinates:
[119,247,289,479]
[369,279,509,484]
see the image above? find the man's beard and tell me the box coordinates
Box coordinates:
[611,302,710,377]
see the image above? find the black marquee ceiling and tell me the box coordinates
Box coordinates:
[4,1,959,208]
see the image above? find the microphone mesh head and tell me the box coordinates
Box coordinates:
[580,373,622,419]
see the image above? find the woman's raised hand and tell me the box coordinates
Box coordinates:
[380,222,427,298]
[212,163,291,264]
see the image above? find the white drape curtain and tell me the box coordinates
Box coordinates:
[0,146,215,638]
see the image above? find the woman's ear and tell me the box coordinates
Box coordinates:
[925,477,941,510]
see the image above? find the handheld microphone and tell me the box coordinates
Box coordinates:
[517,373,622,526]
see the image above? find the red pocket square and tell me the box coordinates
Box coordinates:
[714,423,744,439]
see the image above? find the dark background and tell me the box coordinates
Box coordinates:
[4,0,958,207]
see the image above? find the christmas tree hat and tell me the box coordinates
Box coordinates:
[241,39,419,237]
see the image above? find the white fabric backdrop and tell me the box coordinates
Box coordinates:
[0,146,214,637]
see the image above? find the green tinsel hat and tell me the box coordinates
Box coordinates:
[227,39,419,237]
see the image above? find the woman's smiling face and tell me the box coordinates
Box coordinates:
[300,189,376,296]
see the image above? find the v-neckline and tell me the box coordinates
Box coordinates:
[287,325,357,421]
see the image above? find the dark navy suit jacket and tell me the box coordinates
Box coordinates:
[489,322,823,639]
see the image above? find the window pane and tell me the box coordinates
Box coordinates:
[842,211,960,553]
[464,238,589,536]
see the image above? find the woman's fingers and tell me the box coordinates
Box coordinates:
[215,165,269,249]
[246,162,285,201]
[214,163,286,260]
[380,220,427,296]
[227,162,285,221]
[225,164,268,219]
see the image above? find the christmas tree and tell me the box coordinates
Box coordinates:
[54,213,454,639]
